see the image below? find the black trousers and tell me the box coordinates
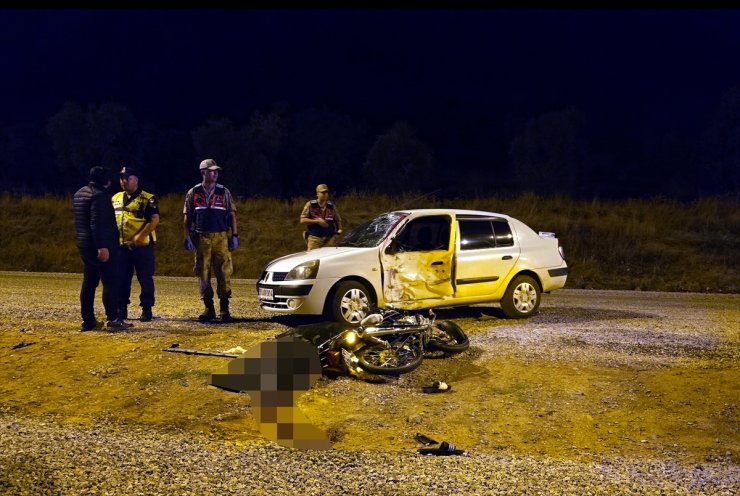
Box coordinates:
[118,244,155,310]
[78,246,119,324]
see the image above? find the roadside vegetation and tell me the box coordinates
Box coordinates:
[0,192,737,292]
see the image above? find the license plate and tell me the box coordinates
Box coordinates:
[341,349,353,369]
[259,287,273,300]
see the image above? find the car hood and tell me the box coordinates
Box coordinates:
[265,246,374,271]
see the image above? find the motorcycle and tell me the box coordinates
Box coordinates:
[277,308,469,377]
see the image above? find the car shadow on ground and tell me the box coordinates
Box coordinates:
[427,305,657,325]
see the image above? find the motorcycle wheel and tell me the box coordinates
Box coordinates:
[427,321,469,353]
[355,341,424,375]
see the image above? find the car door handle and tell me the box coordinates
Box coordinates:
[502,255,513,260]
[431,261,444,266]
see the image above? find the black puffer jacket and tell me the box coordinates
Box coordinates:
[72,182,118,250]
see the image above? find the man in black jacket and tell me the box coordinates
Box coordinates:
[72,166,132,332]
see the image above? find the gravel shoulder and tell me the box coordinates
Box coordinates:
[0,272,738,494]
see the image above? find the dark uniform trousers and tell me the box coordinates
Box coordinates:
[118,244,155,311]
[79,246,119,324]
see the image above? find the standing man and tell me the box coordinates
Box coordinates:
[72,166,131,332]
[112,167,160,322]
[183,159,238,323]
[300,183,343,250]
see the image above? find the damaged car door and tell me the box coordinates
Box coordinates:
[381,214,455,308]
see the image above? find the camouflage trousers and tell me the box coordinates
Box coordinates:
[306,234,333,251]
[193,231,233,301]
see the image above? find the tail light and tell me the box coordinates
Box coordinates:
[558,238,565,260]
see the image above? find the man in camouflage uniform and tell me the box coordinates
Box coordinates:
[299,183,343,250]
[183,159,238,322]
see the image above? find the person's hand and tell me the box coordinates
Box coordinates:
[132,233,146,247]
[97,247,110,262]
[228,235,239,251]
[184,236,194,252]
[317,219,328,228]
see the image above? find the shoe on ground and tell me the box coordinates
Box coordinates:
[198,307,216,323]
[80,320,101,332]
[422,381,452,394]
[417,440,466,456]
[140,308,153,322]
[220,311,233,323]
[106,318,134,332]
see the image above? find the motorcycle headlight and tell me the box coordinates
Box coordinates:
[285,260,320,280]
[343,330,358,346]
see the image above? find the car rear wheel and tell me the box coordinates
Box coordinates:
[501,275,541,318]
[329,281,374,326]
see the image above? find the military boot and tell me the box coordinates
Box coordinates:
[198,300,216,322]
[219,298,232,323]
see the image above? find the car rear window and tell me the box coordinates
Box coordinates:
[459,220,495,250]
[459,219,514,250]
[492,220,514,247]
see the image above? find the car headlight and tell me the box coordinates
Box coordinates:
[285,260,320,280]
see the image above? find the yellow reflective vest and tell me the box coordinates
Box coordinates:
[112,190,157,246]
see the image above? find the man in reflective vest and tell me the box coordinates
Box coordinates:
[299,183,343,250]
[182,159,238,323]
[112,167,160,322]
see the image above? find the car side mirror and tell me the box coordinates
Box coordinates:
[384,239,398,255]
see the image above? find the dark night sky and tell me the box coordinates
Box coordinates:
[2,8,740,183]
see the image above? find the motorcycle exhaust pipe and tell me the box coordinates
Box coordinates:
[355,328,392,347]
[360,326,420,338]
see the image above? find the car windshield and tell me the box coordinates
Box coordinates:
[337,212,408,248]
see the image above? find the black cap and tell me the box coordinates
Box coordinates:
[119,166,139,178]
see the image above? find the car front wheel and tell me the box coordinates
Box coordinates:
[329,281,374,326]
[501,275,541,318]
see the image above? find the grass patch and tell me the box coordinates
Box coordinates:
[0,192,737,292]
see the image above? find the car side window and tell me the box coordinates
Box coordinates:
[492,220,514,247]
[395,216,450,252]
[459,220,496,250]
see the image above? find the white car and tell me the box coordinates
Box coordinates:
[257,209,568,325]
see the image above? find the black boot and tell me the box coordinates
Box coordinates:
[140,307,153,322]
[198,300,216,322]
[219,298,232,323]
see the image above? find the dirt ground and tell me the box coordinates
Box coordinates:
[0,271,737,464]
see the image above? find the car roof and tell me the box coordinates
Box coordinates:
[391,208,512,220]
